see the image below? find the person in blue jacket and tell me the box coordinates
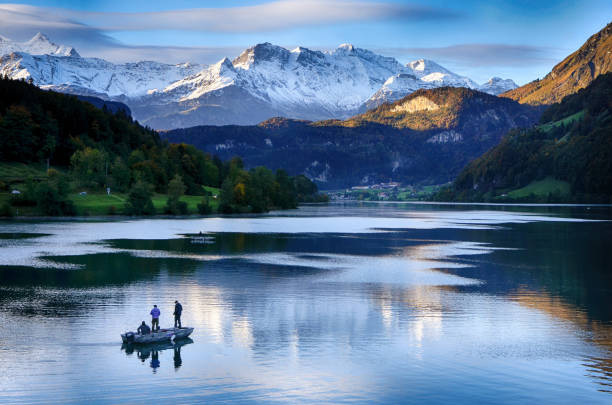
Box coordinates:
[150,305,160,331]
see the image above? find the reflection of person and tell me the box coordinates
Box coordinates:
[138,349,150,362]
[173,301,183,328]
[173,346,182,370]
[137,321,151,335]
[150,350,160,372]
[150,305,160,331]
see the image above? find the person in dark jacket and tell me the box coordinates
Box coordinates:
[173,300,183,328]
[137,321,151,335]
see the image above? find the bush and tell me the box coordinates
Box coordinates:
[164,199,188,215]
[125,181,155,215]
[197,195,212,215]
[0,203,14,217]
[35,181,76,216]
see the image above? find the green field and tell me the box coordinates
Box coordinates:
[1,161,221,216]
[70,191,220,216]
[538,110,585,133]
[1,188,220,216]
[506,177,571,199]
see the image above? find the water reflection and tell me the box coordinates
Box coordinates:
[0,204,611,403]
[122,338,193,372]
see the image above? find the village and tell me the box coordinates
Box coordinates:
[326,182,442,201]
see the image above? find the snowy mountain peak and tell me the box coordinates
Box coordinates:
[337,43,355,52]
[407,59,451,76]
[478,77,518,95]
[217,57,235,72]
[233,42,290,68]
[27,32,51,44]
[0,32,79,57]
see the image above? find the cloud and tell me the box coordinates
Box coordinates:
[0,4,118,47]
[380,43,557,67]
[0,1,458,38]
[67,0,459,33]
[0,1,460,64]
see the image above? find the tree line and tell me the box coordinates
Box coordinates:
[0,77,326,215]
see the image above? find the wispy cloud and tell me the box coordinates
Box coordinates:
[0,1,458,38]
[380,44,558,67]
[0,4,117,47]
[0,1,461,63]
[67,0,459,32]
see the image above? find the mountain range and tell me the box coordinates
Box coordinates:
[0,34,517,129]
[163,21,612,191]
[163,87,540,188]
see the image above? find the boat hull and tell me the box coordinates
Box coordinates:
[121,327,193,344]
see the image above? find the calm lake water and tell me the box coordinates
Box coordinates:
[0,202,611,404]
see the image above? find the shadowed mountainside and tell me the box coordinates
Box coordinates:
[163,87,541,189]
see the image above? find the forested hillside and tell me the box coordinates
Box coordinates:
[437,74,612,203]
[164,87,540,188]
[0,78,323,216]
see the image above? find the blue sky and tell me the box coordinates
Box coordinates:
[0,0,610,84]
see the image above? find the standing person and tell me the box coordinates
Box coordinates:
[150,304,160,331]
[173,300,183,328]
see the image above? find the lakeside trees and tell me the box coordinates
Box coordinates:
[0,78,324,215]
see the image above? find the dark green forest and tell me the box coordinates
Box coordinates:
[0,78,324,216]
[436,73,612,203]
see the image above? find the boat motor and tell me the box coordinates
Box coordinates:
[125,332,135,343]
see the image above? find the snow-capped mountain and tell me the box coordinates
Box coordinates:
[0,51,201,98]
[0,33,79,57]
[143,42,410,124]
[407,59,479,88]
[479,77,518,95]
[0,34,518,128]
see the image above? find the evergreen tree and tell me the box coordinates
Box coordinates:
[164,175,187,215]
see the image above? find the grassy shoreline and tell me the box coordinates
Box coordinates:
[0,189,221,217]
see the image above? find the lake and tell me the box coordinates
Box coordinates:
[0,202,611,404]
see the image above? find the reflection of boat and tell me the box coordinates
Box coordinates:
[121,337,194,355]
[121,327,194,344]
[122,338,193,371]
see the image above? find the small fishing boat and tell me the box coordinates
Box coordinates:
[121,327,194,344]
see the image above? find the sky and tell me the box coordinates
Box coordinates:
[0,0,610,84]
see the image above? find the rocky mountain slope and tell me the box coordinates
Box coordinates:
[502,22,612,105]
[162,87,539,188]
[0,34,516,128]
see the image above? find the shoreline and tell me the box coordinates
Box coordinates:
[3,200,612,221]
